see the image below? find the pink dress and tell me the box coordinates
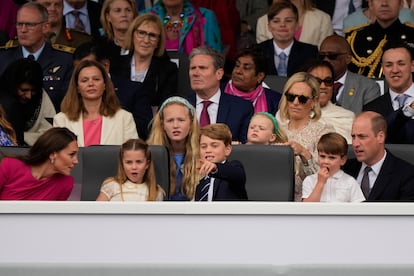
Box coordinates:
[0,158,73,200]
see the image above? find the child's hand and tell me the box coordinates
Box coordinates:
[317,166,330,185]
[198,159,217,177]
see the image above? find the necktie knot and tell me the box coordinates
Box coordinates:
[198,177,211,201]
[277,52,287,77]
[395,94,409,108]
[27,54,35,61]
[199,100,212,127]
[71,10,85,32]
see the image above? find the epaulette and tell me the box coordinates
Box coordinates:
[52,43,75,54]
[404,21,414,29]
[0,39,18,49]
[343,22,371,35]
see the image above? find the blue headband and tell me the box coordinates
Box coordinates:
[256,112,279,134]
[159,96,195,118]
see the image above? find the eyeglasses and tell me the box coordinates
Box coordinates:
[285,92,313,104]
[318,52,347,60]
[15,21,45,30]
[314,77,334,87]
[135,29,160,41]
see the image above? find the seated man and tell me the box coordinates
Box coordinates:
[187,46,253,144]
[363,40,414,143]
[343,111,414,201]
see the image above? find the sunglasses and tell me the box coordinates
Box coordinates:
[314,77,334,87]
[318,52,347,60]
[285,92,313,104]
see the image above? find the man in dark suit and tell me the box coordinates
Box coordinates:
[63,0,103,39]
[256,1,318,77]
[0,2,73,112]
[343,111,414,201]
[363,41,414,144]
[319,34,380,114]
[187,46,254,144]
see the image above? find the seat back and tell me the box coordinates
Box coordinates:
[263,75,288,93]
[0,147,30,159]
[81,145,170,201]
[229,145,295,201]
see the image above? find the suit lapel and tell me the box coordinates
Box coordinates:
[216,93,230,123]
[100,115,112,144]
[369,153,393,200]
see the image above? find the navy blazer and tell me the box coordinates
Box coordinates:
[195,160,248,201]
[0,43,73,112]
[111,76,153,140]
[343,150,414,201]
[364,93,414,143]
[256,39,318,77]
[188,92,254,143]
[110,53,178,107]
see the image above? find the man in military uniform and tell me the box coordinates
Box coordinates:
[345,0,414,78]
[0,2,73,111]
[35,0,93,53]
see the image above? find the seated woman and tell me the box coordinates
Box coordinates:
[0,104,16,146]
[99,0,138,59]
[277,72,334,201]
[224,48,281,115]
[0,58,56,146]
[143,0,222,54]
[53,60,138,146]
[110,13,178,111]
[256,1,318,77]
[304,60,354,143]
[0,127,78,200]
[147,96,200,201]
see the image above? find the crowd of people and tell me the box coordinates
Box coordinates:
[1,0,414,202]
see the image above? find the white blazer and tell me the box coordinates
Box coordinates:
[53,109,138,147]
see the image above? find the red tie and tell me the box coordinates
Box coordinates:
[332,82,342,104]
[199,100,212,127]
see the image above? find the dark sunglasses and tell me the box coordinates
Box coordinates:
[318,52,347,60]
[285,92,313,104]
[314,77,334,87]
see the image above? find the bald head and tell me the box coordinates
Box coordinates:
[319,35,352,80]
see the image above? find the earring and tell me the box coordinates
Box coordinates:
[50,158,55,164]
[309,109,315,119]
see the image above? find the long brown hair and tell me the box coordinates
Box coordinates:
[60,60,121,120]
[0,105,16,145]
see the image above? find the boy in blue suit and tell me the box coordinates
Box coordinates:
[195,123,248,201]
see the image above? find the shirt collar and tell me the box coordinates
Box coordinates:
[21,43,45,60]
[63,0,88,16]
[389,82,414,100]
[273,40,294,56]
[196,88,221,105]
[362,150,387,177]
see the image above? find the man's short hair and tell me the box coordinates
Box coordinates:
[382,40,414,61]
[189,46,225,70]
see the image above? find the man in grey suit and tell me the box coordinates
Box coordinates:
[319,35,380,114]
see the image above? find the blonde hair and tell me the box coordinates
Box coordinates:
[102,139,163,201]
[147,98,200,199]
[60,60,121,121]
[125,13,165,57]
[100,0,138,40]
[251,113,288,143]
[278,72,321,122]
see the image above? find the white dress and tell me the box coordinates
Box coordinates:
[101,180,164,201]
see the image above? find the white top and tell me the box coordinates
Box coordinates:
[101,180,164,201]
[302,169,365,202]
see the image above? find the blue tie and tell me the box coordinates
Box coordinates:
[198,177,211,201]
[278,52,287,77]
[395,94,409,108]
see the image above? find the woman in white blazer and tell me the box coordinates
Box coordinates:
[256,0,333,47]
[53,60,138,147]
